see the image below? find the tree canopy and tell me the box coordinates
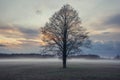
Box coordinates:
[40,4,90,68]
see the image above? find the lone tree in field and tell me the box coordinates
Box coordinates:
[40,4,90,68]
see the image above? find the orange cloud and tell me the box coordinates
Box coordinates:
[0,24,41,48]
[0,38,23,47]
[36,34,49,46]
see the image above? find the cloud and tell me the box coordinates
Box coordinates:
[104,13,120,26]
[0,24,41,49]
[0,44,6,47]
[0,38,23,47]
[84,12,120,42]
[16,26,40,39]
[0,24,40,38]
[83,40,120,57]
[102,32,111,35]
[0,26,23,38]
[90,32,120,41]
[86,12,120,31]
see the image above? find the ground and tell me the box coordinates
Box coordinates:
[0,58,120,80]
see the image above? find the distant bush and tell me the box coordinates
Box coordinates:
[114,55,120,59]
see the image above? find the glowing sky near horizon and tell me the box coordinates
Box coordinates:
[0,0,120,57]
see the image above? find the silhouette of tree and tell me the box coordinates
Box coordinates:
[40,4,91,68]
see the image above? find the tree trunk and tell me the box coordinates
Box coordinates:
[63,51,67,68]
[62,26,67,68]
[62,14,67,68]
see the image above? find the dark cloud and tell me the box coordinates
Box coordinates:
[0,25,40,39]
[89,13,120,30]
[88,13,120,42]
[0,25,20,38]
[17,27,40,38]
[90,32,120,41]
[0,23,16,31]
[0,25,14,30]
[0,44,6,47]
[83,41,120,57]
[104,13,120,26]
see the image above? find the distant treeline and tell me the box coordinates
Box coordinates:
[0,53,102,59]
[68,54,100,59]
[114,55,120,59]
[0,53,55,58]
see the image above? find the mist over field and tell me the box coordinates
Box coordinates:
[0,58,120,80]
[0,58,120,63]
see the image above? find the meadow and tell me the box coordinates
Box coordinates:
[0,58,120,80]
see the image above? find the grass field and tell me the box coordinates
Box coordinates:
[0,58,120,80]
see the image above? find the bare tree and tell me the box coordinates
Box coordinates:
[40,4,90,68]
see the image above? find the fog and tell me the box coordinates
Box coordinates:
[0,58,120,64]
[0,58,120,80]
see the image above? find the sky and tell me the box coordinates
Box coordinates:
[0,0,120,57]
